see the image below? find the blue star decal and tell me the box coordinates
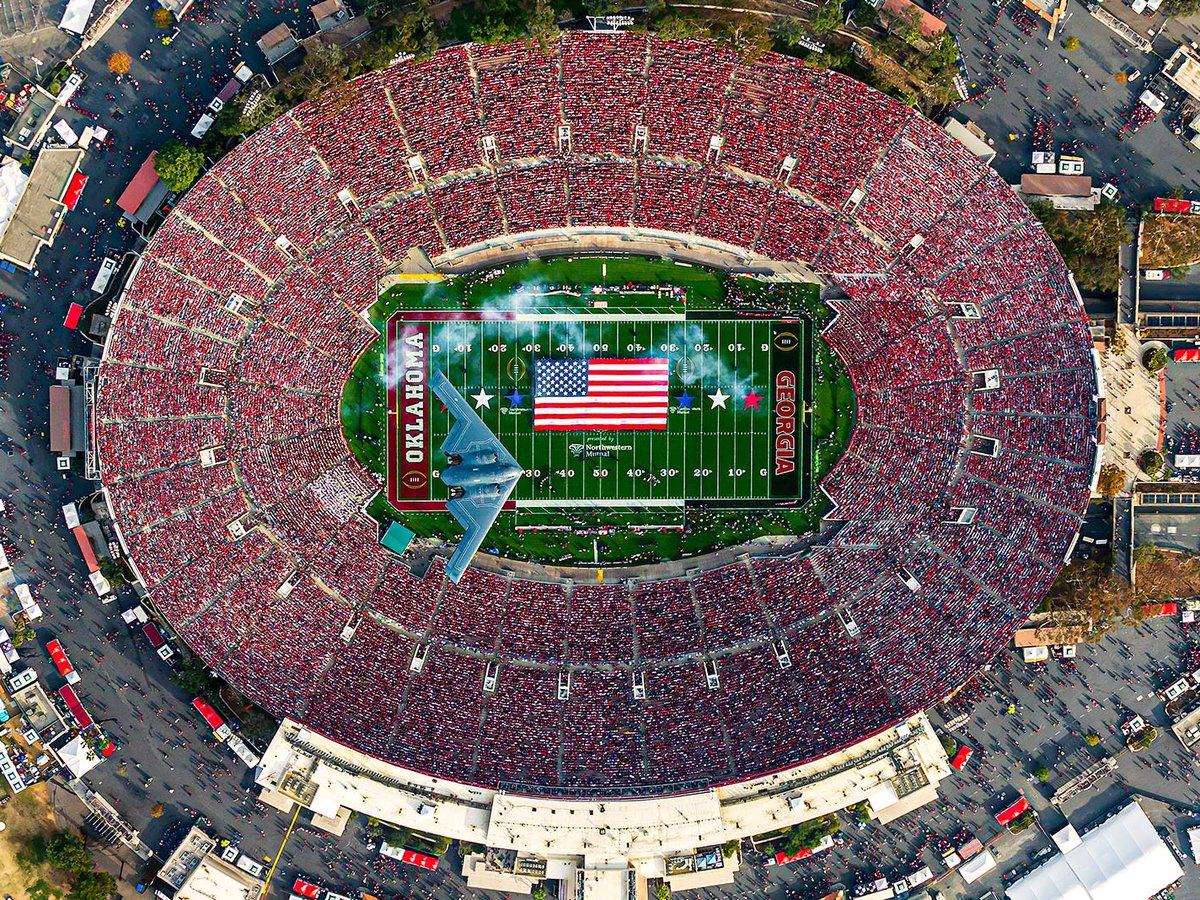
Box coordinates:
[676,391,694,410]
[505,389,526,408]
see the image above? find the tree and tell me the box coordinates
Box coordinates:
[107,52,131,76]
[655,883,670,900]
[290,42,349,103]
[782,814,840,854]
[1146,347,1169,373]
[531,885,547,900]
[1084,733,1101,746]
[1097,464,1126,498]
[1064,35,1080,51]
[97,556,126,588]
[1163,0,1200,17]
[1139,449,1168,480]
[527,0,559,50]
[770,16,808,47]
[151,802,165,818]
[1033,765,1051,782]
[939,733,956,757]
[153,7,174,27]
[153,139,204,193]
[47,832,92,875]
[465,0,528,44]
[1032,199,1131,293]
[1133,541,1164,566]
[173,654,216,696]
[1115,71,1128,84]
[68,870,118,900]
[811,0,844,36]
[215,92,280,138]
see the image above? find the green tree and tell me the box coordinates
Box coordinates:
[1084,733,1101,746]
[1032,200,1131,293]
[811,0,844,36]
[1138,449,1168,480]
[47,832,92,875]
[16,834,48,870]
[527,0,559,50]
[1146,347,1169,374]
[68,870,118,900]
[939,733,956,757]
[290,42,349,103]
[531,884,547,900]
[467,0,529,44]
[1133,541,1164,565]
[153,139,204,193]
[655,883,670,900]
[97,556,126,588]
[1162,0,1200,16]
[782,814,839,854]
[1064,35,1080,51]
[1033,765,1051,782]
[173,655,216,696]
[653,13,710,39]
[770,15,808,46]
[215,92,281,137]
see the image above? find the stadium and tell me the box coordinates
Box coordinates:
[94,31,1101,891]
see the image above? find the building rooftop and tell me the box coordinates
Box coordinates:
[1020,173,1094,198]
[0,148,84,270]
[1165,45,1200,102]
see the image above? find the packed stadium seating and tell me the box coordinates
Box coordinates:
[96,34,1099,797]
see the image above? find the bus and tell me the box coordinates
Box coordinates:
[91,256,117,294]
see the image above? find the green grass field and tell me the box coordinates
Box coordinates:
[342,256,855,565]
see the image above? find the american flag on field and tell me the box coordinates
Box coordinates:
[533,357,670,431]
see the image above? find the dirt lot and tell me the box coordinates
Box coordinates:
[0,782,72,900]
[1141,213,1200,269]
[1135,550,1200,600]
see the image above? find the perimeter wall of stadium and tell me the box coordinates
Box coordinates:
[255,714,952,899]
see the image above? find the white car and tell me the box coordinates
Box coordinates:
[1144,269,1168,280]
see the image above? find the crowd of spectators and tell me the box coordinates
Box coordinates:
[94,33,1099,796]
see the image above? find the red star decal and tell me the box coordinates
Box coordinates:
[742,389,762,410]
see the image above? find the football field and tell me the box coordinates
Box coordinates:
[385,311,813,510]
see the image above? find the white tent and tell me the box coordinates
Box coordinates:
[55,735,103,779]
[1007,803,1183,900]
[0,158,29,243]
[958,848,997,884]
[59,0,97,34]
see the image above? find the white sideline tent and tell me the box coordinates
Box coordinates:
[1006,802,1182,900]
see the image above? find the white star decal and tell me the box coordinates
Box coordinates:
[708,388,730,409]
[471,388,494,409]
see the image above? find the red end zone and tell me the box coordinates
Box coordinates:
[385,310,518,511]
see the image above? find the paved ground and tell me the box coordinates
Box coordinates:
[1141,268,1200,307]
[1161,345,1200,470]
[1136,503,1200,552]
[942,0,1200,206]
[1099,324,1160,485]
[769,617,1200,899]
